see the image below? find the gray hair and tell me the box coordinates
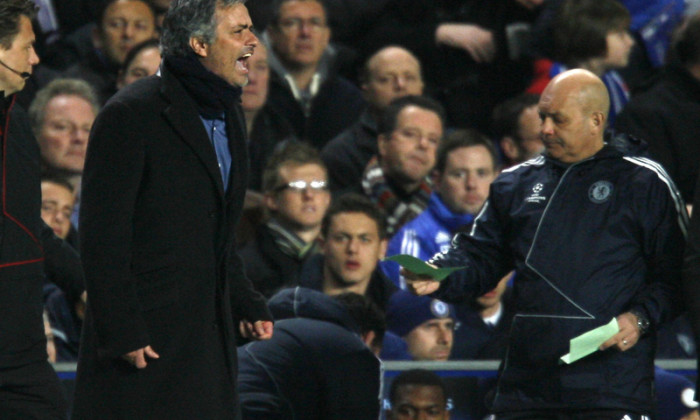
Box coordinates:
[28,78,100,135]
[160,0,246,57]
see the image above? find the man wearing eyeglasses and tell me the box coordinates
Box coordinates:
[240,142,331,298]
[263,0,365,149]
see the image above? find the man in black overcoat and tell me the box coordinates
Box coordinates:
[72,0,273,418]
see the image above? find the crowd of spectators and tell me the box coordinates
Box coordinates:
[14,0,700,418]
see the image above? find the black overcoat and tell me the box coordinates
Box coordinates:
[72,65,271,419]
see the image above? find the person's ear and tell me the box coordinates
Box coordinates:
[263,192,279,212]
[377,134,388,159]
[378,238,388,260]
[189,37,209,58]
[591,111,606,132]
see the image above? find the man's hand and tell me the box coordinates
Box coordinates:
[435,23,496,63]
[599,312,641,352]
[402,266,441,296]
[122,345,160,369]
[239,320,273,340]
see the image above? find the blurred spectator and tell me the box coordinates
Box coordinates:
[62,0,157,104]
[655,367,700,420]
[385,290,456,361]
[385,369,451,420]
[657,313,697,359]
[384,129,499,287]
[344,0,540,132]
[299,193,397,312]
[116,37,160,89]
[29,78,99,228]
[616,12,700,205]
[491,92,543,168]
[43,282,84,362]
[361,95,445,236]
[527,0,635,126]
[238,287,385,419]
[322,46,424,193]
[40,175,75,246]
[241,40,297,191]
[263,0,365,148]
[240,142,331,298]
[147,0,172,30]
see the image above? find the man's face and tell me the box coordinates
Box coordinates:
[241,43,269,113]
[404,318,455,361]
[538,85,599,164]
[322,212,387,288]
[38,94,96,174]
[362,47,424,111]
[266,163,330,230]
[0,15,39,96]
[435,145,496,215]
[476,273,509,310]
[388,385,449,420]
[378,106,442,186]
[517,105,545,160]
[96,0,156,65]
[268,0,330,70]
[41,181,75,240]
[118,45,161,89]
[197,3,257,88]
[603,29,634,70]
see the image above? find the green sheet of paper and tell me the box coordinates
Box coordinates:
[383,254,464,281]
[560,318,619,364]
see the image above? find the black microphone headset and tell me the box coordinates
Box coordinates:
[0,58,30,79]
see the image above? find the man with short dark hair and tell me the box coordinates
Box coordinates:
[406,69,687,418]
[73,0,273,418]
[491,93,543,168]
[322,46,424,192]
[361,95,445,236]
[0,1,84,418]
[300,193,397,312]
[386,369,451,420]
[238,287,385,419]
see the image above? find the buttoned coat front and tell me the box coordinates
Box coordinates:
[72,65,271,419]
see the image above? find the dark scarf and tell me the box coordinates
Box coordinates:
[361,157,432,236]
[163,53,242,118]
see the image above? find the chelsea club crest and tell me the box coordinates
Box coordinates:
[588,181,613,204]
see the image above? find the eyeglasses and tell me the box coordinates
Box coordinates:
[274,179,328,193]
[276,17,327,33]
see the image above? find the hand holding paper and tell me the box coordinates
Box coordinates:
[560,318,619,364]
[384,254,464,281]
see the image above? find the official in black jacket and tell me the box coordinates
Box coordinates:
[0,1,84,418]
[72,1,273,418]
[406,70,687,418]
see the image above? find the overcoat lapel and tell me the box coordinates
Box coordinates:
[160,70,226,198]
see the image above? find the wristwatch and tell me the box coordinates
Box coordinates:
[629,310,650,336]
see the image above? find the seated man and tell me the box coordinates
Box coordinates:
[263,0,365,148]
[655,367,699,420]
[238,287,385,419]
[240,142,331,298]
[299,193,397,312]
[491,93,543,168]
[62,0,157,103]
[384,290,456,361]
[384,129,499,287]
[29,78,100,229]
[322,45,425,192]
[360,95,445,236]
[385,369,451,420]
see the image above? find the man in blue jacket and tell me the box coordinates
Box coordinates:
[238,287,385,419]
[406,69,687,418]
